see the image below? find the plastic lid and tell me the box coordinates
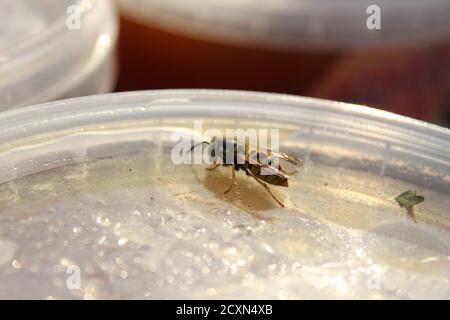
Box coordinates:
[0,90,449,299]
[118,0,450,51]
[0,0,118,110]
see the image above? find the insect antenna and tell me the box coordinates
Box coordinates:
[189,141,210,152]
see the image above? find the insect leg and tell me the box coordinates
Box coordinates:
[245,169,285,207]
[224,166,236,194]
[407,207,418,224]
[206,163,220,171]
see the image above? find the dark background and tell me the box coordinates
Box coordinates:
[114,14,450,126]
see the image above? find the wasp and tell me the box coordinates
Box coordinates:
[189,136,303,207]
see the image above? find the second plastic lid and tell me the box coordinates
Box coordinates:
[119,0,450,50]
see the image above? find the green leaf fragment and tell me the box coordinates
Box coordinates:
[395,190,424,209]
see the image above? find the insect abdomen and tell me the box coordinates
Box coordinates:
[249,165,289,187]
[258,174,289,187]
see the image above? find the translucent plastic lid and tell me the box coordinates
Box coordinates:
[0,90,449,299]
[118,0,450,50]
[0,0,118,110]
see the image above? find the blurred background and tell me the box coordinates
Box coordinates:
[115,0,450,126]
[1,0,450,125]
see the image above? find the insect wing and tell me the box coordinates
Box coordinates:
[247,156,290,178]
[257,147,303,167]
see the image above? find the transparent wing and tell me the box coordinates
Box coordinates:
[256,147,303,167]
[246,156,290,179]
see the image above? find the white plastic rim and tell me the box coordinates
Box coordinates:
[0,89,449,196]
[0,0,119,110]
[118,0,450,51]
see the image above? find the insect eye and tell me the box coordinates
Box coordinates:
[211,149,216,157]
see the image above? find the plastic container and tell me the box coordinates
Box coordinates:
[116,0,450,124]
[118,0,450,50]
[0,0,119,110]
[0,90,449,299]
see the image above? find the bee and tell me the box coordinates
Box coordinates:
[189,136,303,207]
